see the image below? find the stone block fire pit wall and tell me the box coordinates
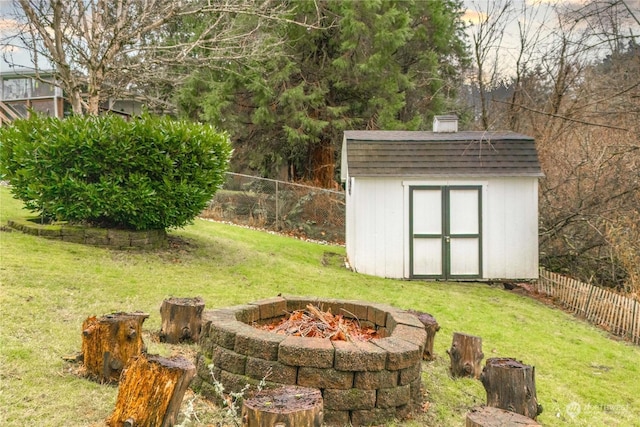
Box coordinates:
[194,296,427,426]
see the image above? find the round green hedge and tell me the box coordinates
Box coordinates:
[0,114,232,230]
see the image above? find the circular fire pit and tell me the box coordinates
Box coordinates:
[194,296,427,426]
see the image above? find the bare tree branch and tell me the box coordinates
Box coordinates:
[493,98,630,131]
[468,0,513,129]
[7,0,327,115]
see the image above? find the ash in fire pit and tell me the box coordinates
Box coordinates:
[194,296,428,426]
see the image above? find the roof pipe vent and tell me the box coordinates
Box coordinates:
[433,115,458,133]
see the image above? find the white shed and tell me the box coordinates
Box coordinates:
[340,117,544,281]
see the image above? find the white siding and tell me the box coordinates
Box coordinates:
[483,177,539,279]
[346,176,539,280]
[345,177,356,269]
[348,177,404,278]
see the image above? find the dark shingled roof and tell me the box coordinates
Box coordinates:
[342,130,544,178]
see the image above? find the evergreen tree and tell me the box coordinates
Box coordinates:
[178,0,468,187]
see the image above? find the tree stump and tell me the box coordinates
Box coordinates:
[480,358,542,419]
[159,297,205,344]
[466,406,541,427]
[447,332,484,378]
[107,354,196,427]
[81,311,149,382]
[242,385,323,427]
[407,310,440,360]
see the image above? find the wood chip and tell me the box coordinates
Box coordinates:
[256,304,378,342]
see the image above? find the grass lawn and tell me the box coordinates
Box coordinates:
[1,186,639,426]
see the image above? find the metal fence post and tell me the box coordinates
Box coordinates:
[275,180,279,230]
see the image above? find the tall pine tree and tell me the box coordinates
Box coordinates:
[177,0,468,187]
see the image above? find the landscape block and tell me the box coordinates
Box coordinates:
[333,339,387,371]
[278,336,334,368]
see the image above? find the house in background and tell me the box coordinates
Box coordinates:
[0,67,145,125]
[0,67,64,124]
[99,99,145,117]
[340,116,544,281]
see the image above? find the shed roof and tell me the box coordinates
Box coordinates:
[341,130,544,180]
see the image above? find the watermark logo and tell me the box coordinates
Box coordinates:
[564,401,630,420]
[566,402,581,419]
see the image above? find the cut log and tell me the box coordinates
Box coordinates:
[159,297,205,344]
[107,354,196,427]
[81,311,149,382]
[407,310,440,360]
[447,332,484,378]
[466,406,541,427]
[480,358,542,419]
[242,385,323,427]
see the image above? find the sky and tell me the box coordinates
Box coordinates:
[0,0,572,74]
[0,0,34,72]
[1,0,638,75]
[462,0,562,75]
[462,0,640,76]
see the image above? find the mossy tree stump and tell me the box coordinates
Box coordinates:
[480,358,542,419]
[242,386,323,427]
[408,310,440,360]
[159,297,205,344]
[447,332,484,379]
[108,354,196,427]
[81,312,149,382]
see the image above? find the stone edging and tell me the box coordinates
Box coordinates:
[195,296,427,426]
[6,217,167,249]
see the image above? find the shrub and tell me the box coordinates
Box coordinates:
[0,114,232,230]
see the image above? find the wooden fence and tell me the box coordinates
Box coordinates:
[535,269,640,345]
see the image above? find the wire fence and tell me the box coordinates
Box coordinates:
[535,268,640,345]
[201,172,346,244]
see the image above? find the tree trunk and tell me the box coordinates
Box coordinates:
[407,310,440,360]
[466,406,541,427]
[68,86,84,115]
[309,142,336,189]
[480,358,542,419]
[242,385,323,427]
[159,297,205,344]
[81,311,149,382]
[447,332,484,378]
[108,354,196,427]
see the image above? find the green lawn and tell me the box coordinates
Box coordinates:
[1,186,638,426]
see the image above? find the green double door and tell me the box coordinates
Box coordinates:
[409,186,482,279]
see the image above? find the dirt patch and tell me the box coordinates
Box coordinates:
[322,251,345,268]
[154,235,199,263]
